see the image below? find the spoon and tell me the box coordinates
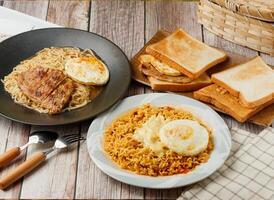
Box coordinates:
[0,131,58,168]
[0,133,84,190]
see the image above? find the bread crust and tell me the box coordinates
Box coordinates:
[211,56,274,108]
[139,62,193,84]
[148,76,211,92]
[146,28,227,79]
[211,76,274,108]
[194,84,274,122]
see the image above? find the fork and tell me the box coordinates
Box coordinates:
[0,134,85,190]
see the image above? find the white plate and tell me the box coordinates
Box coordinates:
[87,93,231,189]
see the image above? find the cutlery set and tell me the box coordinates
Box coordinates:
[0,131,85,190]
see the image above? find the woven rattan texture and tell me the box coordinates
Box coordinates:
[198,0,274,55]
[209,0,274,22]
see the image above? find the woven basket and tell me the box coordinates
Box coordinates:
[209,0,274,22]
[198,0,274,55]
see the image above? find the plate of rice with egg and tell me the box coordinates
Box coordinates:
[87,93,231,188]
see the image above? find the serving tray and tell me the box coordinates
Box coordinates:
[131,30,274,127]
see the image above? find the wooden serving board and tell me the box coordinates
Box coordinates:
[131,30,274,127]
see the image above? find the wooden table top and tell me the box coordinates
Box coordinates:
[0,0,273,199]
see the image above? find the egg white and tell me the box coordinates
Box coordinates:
[151,59,182,76]
[139,54,182,76]
[65,56,109,86]
[159,119,209,156]
[133,115,166,152]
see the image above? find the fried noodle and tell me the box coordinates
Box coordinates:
[2,47,101,113]
[104,104,214,176]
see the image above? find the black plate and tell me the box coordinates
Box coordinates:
[0,28,131,125]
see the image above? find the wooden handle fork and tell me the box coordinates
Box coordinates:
[0,152,46,190]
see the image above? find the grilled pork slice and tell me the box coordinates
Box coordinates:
[40,79,74,114]
[18,67,66,102]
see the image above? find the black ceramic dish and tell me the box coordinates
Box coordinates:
[0,28,131,125]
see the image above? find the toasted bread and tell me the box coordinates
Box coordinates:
[148,74,211,92]
[212,56,274,108]
[194,84,274,122]
[146,29,227,79]
[139,58,193,84]
[140,64,193,84]
[139,54,182,76]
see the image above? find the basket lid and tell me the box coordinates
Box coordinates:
[208,0,274,22]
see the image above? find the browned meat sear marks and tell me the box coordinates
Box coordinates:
[17,67,74,114]
[17,67,49,100]
[18,67,66,102]
[41,79,74,114]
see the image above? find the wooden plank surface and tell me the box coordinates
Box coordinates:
[261,53,274,66]
[19,1,90,199]
[20,125,80,199]
[202,13,265,134]
[0,119,29,199]
[75,1,145,199]
[47,0,90,30]
[0,0,273,199]
[3,0,48,18]
[144,1,204,198]
[0,0,48,198]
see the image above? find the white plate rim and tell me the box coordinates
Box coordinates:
[87,93,231,189]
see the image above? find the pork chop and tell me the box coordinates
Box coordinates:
[40,79,74,114]
[18,67,66,102]
[17,67,74,114]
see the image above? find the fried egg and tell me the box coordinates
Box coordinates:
[133,115,166,152]
[139,54,182,76]
[159,119,209,156]
[65,56,109,85]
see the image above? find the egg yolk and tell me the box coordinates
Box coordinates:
[78,56,105,73]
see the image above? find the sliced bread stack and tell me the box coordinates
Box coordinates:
[138,28,227,92]
[194,56,274,122]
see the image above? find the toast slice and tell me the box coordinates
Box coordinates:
[212,56,274,108]
[139,54,183,77]
[146,28,227,79]
[138,54,194,84]
[148,74,211,92]
[139,63,193,84]
[194,84,274,122]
